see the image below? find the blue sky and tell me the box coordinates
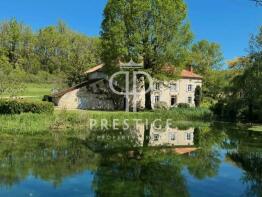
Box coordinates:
[0,0,261,64]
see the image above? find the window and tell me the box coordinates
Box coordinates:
[188,84,193,92]
[155,82,160,90]
[169,133,176,141]
[171,96,177,106]
[186,133,191,140]
[170,84,177,92]
[188,97,192,104]
[155,96,160,103]
[153,134,159,141]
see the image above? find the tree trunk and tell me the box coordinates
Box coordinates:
[248,102,253,122]
[145,81,152,110]
[143,125,150,147]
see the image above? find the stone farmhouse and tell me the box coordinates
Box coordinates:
[50,63,202,110]
[150,67,202,109]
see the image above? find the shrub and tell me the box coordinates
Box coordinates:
[202,97,215,108]
[210,101,224,118]
[154,101,169,110]
[210,99,242,121]
[194,85,202,107]
[177,103,190,108]
[0,99,54,114]
[42,95,52,102]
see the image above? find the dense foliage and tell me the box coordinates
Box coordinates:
[0,19,101,86]
[0,99,54,114]
[101,0,193,75]
[101,0,224,110]
[212,26,262,122]
[190,40,225,99]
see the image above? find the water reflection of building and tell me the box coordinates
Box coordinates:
[149,127,194,147]
[133,124,195,148]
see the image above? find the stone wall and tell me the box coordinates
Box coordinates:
[53,76,202,111]
[55,80,123,110]
[151,78,202,109]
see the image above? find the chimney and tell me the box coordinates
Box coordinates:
[188,65,193,72]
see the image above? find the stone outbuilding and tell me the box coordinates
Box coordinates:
[51,63,202,110]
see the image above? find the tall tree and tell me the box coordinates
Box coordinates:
[66,35,101,85]
[190,40,223,98]
[35,25,69,73]
[212,26,262,122]
[0,19,31,69]
[101,0,193,75]
[191,40,223,75]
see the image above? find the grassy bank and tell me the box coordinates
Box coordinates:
[84,107,212,122]
[0,83,56,101]
[0,108,212,134]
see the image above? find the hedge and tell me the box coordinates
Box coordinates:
[0,99,54,114]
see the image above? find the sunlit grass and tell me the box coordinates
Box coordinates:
[21,83,54,96]
[0,108,212,135]
[0,83,55,101]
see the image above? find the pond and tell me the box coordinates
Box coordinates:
[0,122,261,197]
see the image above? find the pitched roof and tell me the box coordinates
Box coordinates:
[51,77,124,98]
[84,64,203,79]
[160,64,202,79]
[180,69,203,79]
[52,78,103,98]
[84,64,104,74]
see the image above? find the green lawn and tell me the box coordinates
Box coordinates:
[21,83,54,96]
[1,83,55,101]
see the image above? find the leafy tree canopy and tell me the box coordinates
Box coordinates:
[0,19,101,86]
[101,0,193,77]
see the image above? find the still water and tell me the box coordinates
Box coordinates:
[0,123,261,197]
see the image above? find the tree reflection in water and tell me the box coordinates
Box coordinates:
[0,135,100,187]
[224,129,262,197]
[0,123,261,196]
[88,124,224,196]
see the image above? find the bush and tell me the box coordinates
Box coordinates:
[202,97,215,108]
[177,103,190,108]
[210,99,242,121]
[154,101,169,110]
[210,101,224,118]
[0,99,54,114]
[42,95,53,102]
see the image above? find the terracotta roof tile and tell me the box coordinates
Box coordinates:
[180,69,203,79]
[84,64,203,79]
[84,64,104,74]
